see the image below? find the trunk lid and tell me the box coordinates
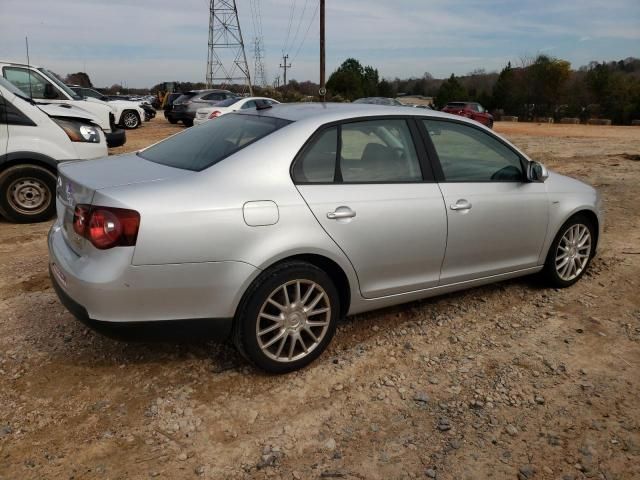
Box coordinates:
[56,153,191,255]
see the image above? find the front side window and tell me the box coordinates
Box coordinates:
[138,113,290,171]
[203,92,226,101]
[293,119,422,183]
[424,120,523,182]
[3,67,62,100]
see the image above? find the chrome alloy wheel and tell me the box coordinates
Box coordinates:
[555,223,591,281]
[7,177,51,215]
[123,111,139,128]
[256,280,331,363]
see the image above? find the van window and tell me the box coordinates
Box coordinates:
[3,67,63,100]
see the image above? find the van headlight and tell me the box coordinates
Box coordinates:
[53,119,101,143]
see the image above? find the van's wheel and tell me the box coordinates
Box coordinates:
[233,261,340,373]
[0,165,57,223]
[542,214,596,288]
[167,117,178,124]
[122,110,140,129]
[183,119,194,127]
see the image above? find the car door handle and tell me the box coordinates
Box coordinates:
[327,207,356,220]
[450,200,472,211]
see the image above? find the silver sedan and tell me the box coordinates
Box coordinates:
[48,103,603,373]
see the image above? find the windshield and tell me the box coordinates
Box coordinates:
[0,75,31,98]
[38,68,83,100]
[138,114,291,171]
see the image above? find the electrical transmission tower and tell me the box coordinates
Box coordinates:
[253,37,267,88]
[206,0,253,94]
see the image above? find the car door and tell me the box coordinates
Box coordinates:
[421,119,548,284]
[294,117,447,298]
[0,91,8,157]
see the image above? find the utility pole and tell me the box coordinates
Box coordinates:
[279,54,291,87]
[206,0,253,95]
[319,0,326,101]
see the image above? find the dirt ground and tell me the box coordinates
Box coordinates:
[0,117,639,480]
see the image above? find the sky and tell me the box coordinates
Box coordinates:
[0,0,638,88]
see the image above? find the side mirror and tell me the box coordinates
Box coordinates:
[44,83,58,99]
[527,161,549,182]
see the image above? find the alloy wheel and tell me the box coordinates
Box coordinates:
[123,112,139,128]
[555,223,591,281]
[256,280,331,363]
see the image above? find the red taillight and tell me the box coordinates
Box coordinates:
[208,110,221,119]
[73,204,140,249]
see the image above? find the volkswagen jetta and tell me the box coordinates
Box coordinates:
[48,103,602,373]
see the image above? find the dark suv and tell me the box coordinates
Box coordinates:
[166,89,238,126]
[441,102,493,128]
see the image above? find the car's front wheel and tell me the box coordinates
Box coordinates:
[121,110,140,129]
[0,164,57,223]
[233,261,340,373]
[543,214,596,288]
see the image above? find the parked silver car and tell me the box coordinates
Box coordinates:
[48,103,603,373]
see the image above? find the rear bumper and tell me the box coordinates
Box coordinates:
[105,128,126,148]
[48,222,257,331]
[166,110,195,122]
[50,267,233,340]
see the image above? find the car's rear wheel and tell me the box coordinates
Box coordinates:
[542,214,595,288]
[183,119,194,127]
[167,117,178,124]
[122,110,140,129]
[233,261,340,373]
[0,165,57,223]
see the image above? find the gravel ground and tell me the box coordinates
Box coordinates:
[0,118,639,480]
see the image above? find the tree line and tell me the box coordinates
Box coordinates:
[324,56,640,124]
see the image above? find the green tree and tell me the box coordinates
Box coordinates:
[327,58,380,100]
[435,74,467,107]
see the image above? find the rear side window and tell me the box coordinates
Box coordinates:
[292,128,337,183]
[293,119,422,183]
[138,114,290,172]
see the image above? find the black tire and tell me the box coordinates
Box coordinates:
[488,119,494,129]
[167,117,178,124]
[121,110,140,129]
[542,214,596,288]
[233,261,340,374]
[183,119,194,127]
[0,164,57,223]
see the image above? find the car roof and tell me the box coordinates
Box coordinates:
[236,102,460,124]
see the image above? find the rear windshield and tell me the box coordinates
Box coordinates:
[215,97,242,107]
[138,114,291,171]
[446,102,466,108]
[175,92,198,103]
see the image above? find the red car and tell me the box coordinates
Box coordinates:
[442,102,493,128]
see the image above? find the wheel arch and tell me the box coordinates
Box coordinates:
[544,207,601,263]
[0,152,58,176]
[239,253,353,319]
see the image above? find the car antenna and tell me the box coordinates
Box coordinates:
[25,36,33,100]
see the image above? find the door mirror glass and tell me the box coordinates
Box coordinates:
[527,161,549,182]
[44,83,59,99]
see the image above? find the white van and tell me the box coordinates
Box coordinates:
[0,61,125,148]
[0,76,107,223]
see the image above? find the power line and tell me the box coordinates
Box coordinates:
[287,0,310,58]
[292,1,319,62]
[282,0,297,54]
